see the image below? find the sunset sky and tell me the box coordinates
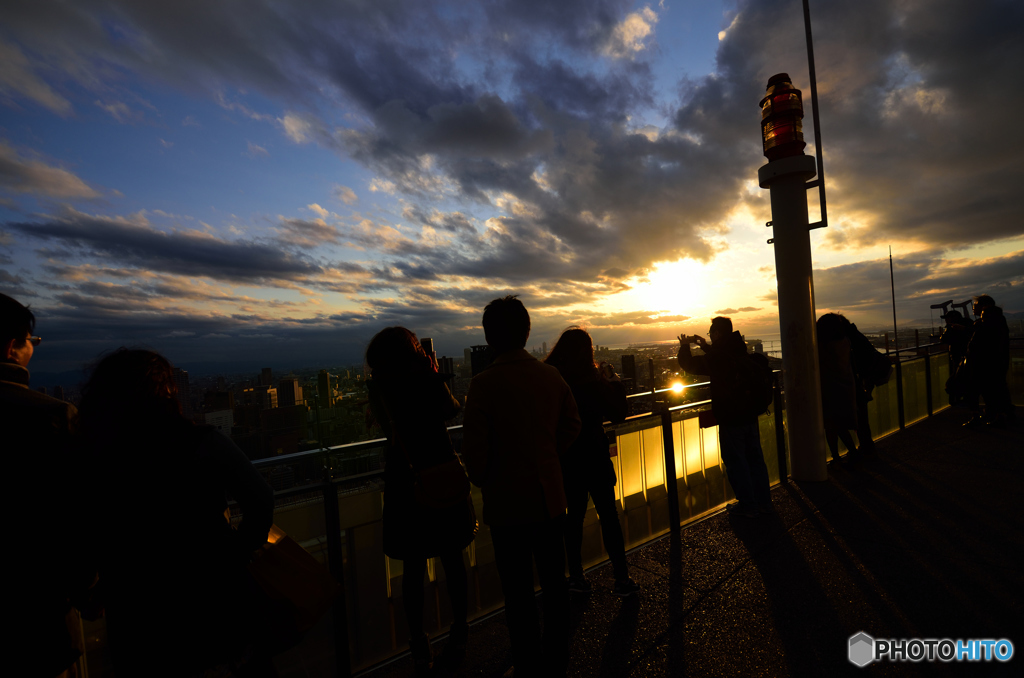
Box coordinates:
[2,0,1022,374]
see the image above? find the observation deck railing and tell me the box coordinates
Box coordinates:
[80,339,1024,676]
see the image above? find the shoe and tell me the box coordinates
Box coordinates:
[409,633,433,676]
[613,578,641,597]
[439,622,468,670]
[567,576,593,594]
[725,502,757,519]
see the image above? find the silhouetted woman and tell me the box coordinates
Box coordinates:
[545,328,637,596]
[817,314,859,466]
[366,328,476,675]
[79,348,274,676]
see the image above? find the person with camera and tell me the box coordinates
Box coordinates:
[677,317,772,519]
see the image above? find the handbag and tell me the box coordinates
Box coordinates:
[414,456,471,509]
[247,524,340,645]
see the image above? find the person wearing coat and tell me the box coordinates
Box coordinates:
[366,327,476,675]
[545,327,638,597]
[817,313,859,466]
[79,348,275,677]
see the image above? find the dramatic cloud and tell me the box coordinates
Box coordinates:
[0,143,100,198]
[8,208,323,284]
[1,0,1020,371]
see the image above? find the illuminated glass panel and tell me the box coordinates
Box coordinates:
[617,430,644,498]
[641,425,665,490]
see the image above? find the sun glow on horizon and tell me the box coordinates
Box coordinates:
[613,258,721,321]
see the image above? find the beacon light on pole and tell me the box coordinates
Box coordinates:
[760,73,806,162]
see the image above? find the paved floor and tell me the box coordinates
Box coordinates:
[359,406,1023,677]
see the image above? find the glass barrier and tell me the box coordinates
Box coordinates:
[901,358,929,426]
[83,354,979,675]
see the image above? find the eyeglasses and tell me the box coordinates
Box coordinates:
[29,336,42,347]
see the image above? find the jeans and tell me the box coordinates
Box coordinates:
[490,516,569,676]
[563,459,628,581]
[718,419,771,508]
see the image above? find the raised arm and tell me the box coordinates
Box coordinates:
[676,334,710,376]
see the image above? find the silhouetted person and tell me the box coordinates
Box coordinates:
[462,296,581,677]
[940,308,980,413]
[2,293,92,678]
[365,327,475,675]
[544,328,638,597]
[79,348,274,676]
[677,317,771,518]
[848,321,890,456]
[817,313,859,466]
[963,295,1013,426]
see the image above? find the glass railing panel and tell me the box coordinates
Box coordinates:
[867,375,900,439]
[616,430,644,500]
[1010,344,1024,406]
[930,354,951,413]
[641,424,666,491]
[901,358,929,425]
[758,409,781,485]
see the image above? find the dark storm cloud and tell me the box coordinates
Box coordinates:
[813,249,1024,327]
[6,208,323,283]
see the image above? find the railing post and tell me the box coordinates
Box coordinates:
[924,353,933,417]
[895,359,906,430]
[773,371,788,482]
[660,408,681,530]
[322,468,352,678]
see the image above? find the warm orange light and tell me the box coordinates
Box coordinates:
[671,382,684,393]
[760,73,806,161]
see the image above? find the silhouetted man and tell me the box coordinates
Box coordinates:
[1,293,89,677]
[964,295,1013,426]
[678,316,771,518]
[462,295,581,677]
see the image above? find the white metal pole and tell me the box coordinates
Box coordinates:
[759,155,827,481]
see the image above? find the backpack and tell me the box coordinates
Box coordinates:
[732,351,775,417]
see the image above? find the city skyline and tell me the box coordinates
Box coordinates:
[2,0,1022,373]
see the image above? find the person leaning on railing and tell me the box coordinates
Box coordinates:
[365,327,476,676]
[78,348,274,677]
[963,295,1014,427]
[544,327,639,598]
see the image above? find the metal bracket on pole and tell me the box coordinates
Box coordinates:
[808,221,826,230]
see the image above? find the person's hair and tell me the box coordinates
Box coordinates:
[79,348,182,435]
[545,327,598,383]
[710,316,733,334]
[482,295,530,353]
[365,326,432,379]
[816,312,851,344]
[973,294,995,309]
[0,293,35,347]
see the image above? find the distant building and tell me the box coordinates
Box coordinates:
[463,348,473,378]
[470,345,495,376]
[205,409,234,436]
[318,369,334,407]
[172,367,192,417]
[621,355,637,393]
[205,390,235,411]
[278,377,303,408]
[261,367,273,386]
[542,341,547,356]
[244,385,277,410]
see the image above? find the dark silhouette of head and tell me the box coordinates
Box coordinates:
[973,294,995,309]
[709,316,733,343]
[80,348,181,430]
[483,295,530,355]
[545,327,597,382]
[816,312,851,344]
[1,293,36,366]
[366,326,432,378]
